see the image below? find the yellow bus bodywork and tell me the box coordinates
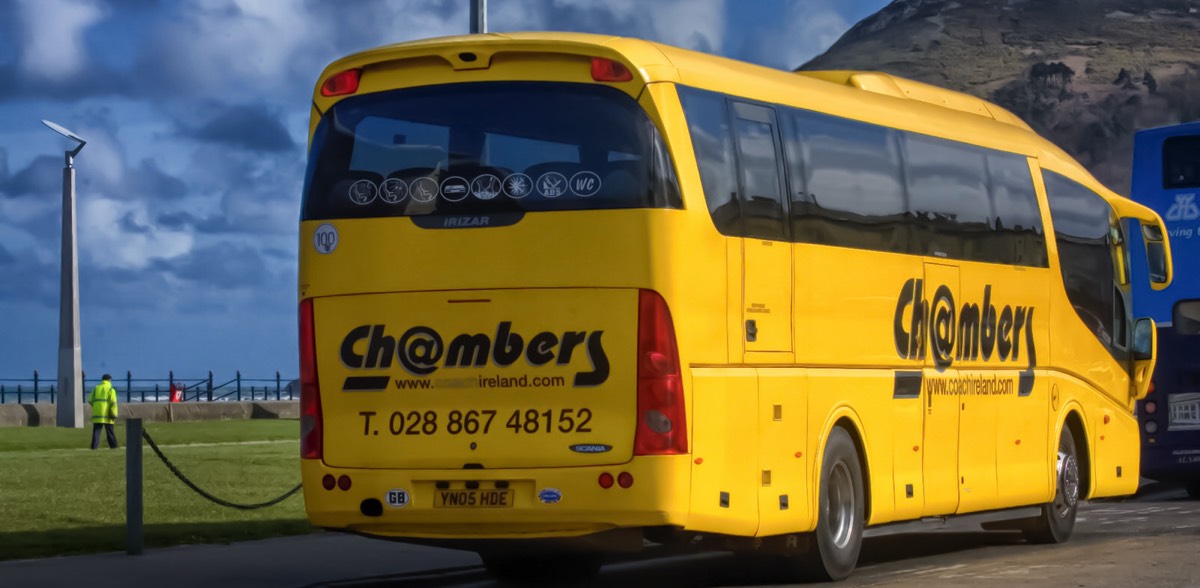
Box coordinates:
[300,32,1170,543]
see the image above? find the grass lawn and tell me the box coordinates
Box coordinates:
[0,419,312,561]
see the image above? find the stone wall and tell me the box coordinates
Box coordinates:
[0,401,298,427]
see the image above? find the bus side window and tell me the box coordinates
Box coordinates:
[678,87,740,235]
[1045,171,1127,359]
[730,101,787,241]
[987,153,1048,267]
[1163,135,1200,189]
[782,107,908,253]
[1176,300,1200,336]
[902,132,992,261]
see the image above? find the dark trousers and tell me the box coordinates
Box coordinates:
[91,423,118,449]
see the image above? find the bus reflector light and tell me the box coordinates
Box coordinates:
[591,57,633,82]
[617,472,634,488]
[322,474,336,490]
[1146,401,1157,414]
[337,475,352,491]
[598,473,614,489]
[321,68,362,97]
[645,409,672,434]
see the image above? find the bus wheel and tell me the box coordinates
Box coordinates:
[1024,427,1080,544]
[479,552,602,585]
[1185,482,1200,500]
[800,426,865,581]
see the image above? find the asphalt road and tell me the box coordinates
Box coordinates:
[3,483,1197,588]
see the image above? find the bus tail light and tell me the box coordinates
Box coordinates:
[300,298,323,460]
[634,290,688,455]
[321,68,362,97]
[1145,401,1157,415]
[591,57,633,82]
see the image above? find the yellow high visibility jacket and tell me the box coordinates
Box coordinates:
[89,381,119,424]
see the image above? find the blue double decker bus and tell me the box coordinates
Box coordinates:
[1131,121,1200,498]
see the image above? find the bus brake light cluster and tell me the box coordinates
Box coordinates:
[634,290,688,455]
[591,57,633,82]
[321,68,362,97]
[300,298,323,459]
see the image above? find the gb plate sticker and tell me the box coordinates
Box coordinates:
[385,488,410,508]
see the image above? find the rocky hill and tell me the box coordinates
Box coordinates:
[799,0,1200,193]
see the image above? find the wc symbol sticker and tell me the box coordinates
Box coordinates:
[570,171,601,197]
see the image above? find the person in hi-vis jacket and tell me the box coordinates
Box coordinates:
[89,374,119,450]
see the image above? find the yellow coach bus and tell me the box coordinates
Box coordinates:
[298,32,1173,582]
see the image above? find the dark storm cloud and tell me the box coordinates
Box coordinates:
[0,3,17,65]
[0,251,55,305]
[2,155,61,197]
[125,158,187,200]
[78,262,174,312]
[174,144,303,236]
[0,58,131,102]
[536,1,717,54]
[305,0,459,51]
[164,241,267,288]
[155,210,200,229]
[182,104,295,152]
[118,210,152,234]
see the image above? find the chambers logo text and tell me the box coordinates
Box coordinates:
[340,322,609,387]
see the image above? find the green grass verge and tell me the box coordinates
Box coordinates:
[0,420,312,560]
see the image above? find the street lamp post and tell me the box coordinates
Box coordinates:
[470,0,487,34]
[42,119,86,429]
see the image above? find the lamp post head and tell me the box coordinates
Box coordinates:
[41,119,87,159]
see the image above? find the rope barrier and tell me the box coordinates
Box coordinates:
[141,429,302,510]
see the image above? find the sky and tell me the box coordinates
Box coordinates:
[0,0,890,383]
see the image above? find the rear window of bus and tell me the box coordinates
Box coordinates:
[302,82,681,220]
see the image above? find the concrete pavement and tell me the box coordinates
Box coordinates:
[0,532,482,588]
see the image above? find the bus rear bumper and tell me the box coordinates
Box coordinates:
[1141,440,1200,482]
[301,456,691,542]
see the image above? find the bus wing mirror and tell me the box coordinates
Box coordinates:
[1113,197,1173,289]
[1131,317,1157,400]
[1141,223,1171,289]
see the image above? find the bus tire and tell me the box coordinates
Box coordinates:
[800,426,865,581]
[1185,482,1200,500]
[479,552,602,585]
[1024,426,1081,544]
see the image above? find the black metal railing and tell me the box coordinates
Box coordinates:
[0,370,297,404]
